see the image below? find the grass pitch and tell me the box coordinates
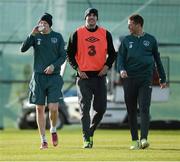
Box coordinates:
[0,125,180,161]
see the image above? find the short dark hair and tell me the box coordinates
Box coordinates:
[129,14,144,27]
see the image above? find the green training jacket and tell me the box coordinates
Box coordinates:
[21,30,66,74]
[117,33,166,83]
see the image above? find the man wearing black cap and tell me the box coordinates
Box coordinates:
[67,8,116,148]
[21,13,66,149]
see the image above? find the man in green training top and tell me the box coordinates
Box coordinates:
[117,14,167,150]
[21,13,66,149]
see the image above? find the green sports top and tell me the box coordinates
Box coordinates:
[117,33,166,83]
[21,30,66,74]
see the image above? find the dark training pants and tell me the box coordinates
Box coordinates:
[76,76,107,141]
[122,77,152,141]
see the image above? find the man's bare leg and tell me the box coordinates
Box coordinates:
[48,102,59,146]
[36,105,48,149]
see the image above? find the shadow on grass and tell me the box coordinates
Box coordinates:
[149,148,180,151]
[91,146,127,150]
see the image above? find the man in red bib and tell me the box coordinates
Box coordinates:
[67,8,116,148]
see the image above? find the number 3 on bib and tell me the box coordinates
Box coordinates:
[88,45,96,56]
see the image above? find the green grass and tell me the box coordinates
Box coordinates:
[0,125,180,161]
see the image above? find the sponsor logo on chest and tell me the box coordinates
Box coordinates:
[128,40,150,48]
[37,37,58,45]
[37,38,42,45]
[129,42,134,48]
[85,36,100,43]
